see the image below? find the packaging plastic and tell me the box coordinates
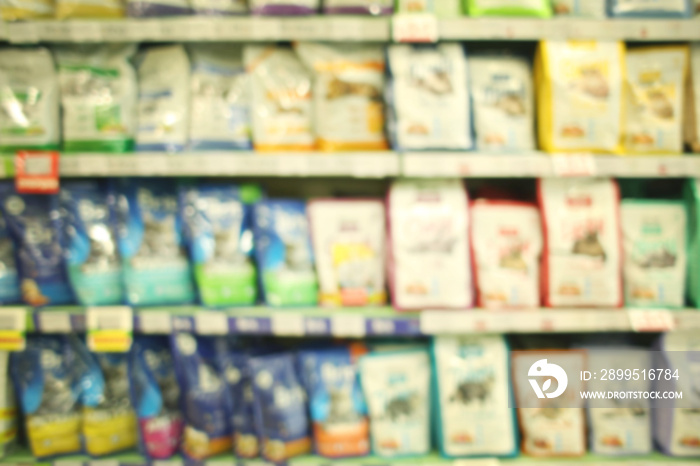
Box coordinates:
[0,48,59,151]
[535,40,625,153]
[359,350,431,457]
[323,0,392,14]
[308,199,386,307]
[470,55,536,152]
[0,0,53,20]
[296,42,387,151]
[115,179,195,307]
[55,45,137,153]
[432,336,517,457]
[244,45,314,151]
[0,352,16,458]
[192,0,246,14]
[685,179,700,306]
[608,0,692,17]
[386,44,472,151]
[621,200,686,308]
[189,44,252,150]
[250,0,318,14]
[464,0,552,17]
[127,0,191,16]
[252,200,318,307]
[624,46,689,154]
[471,200,542,309]
[180,183,260,307]
[249,353,312,462]
[136,45,190,152]
[55,0,124,18]
[685,44,700,153]
[387,179,472,310]
[0,215,20,305]
[538,178,623,308]
[551,0,605,16]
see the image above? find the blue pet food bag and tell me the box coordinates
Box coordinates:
[0,213,20,304]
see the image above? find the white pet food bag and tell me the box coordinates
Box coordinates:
[471,200,542,309]
[538,178,622,307]
[388,180,472,310]
[621,201,686,308]
[244,45,314,151]
[359,350,430,458]
[624,46,688,154]
[0,47,59,151]
[433,336,517,457]
[470,55,536,152]
[136,45,190,152]
[551,0,605,16]
[308,199,386,307]
[536,41,625,153]
[387,44,472,150]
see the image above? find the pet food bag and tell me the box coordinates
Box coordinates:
[653,332,700,456]
[192,0,246,14]
[0,0,52,19]
[129,336,183,460]
[538,178,623,308]
[136,45,190,152]
[59,181,124,306]
[252,200,318,307]
[624,46,688,154]
[621,200,686,308]
[323,0,392,14]
[685,180,700,306]
[432,336,517,457]
[359,350,431,457]
[0,215,20,305]
[171,334,233,460]
[536,40,625,153]
[189,44,251,150]
[396,0,461,16]
[180,183,260,307]
[115,179,195,307]
[471,200,542,309]
[55,0,124,18]
[386,43,473,151]
[298,346,369,458]
[55,45,137,153]
[0,47,59,151]
[464,0,552,17]
[127,0,190,16]
[308,199,386,307]
[608,0,692,17]
[0,186,74,306]
[388,179,472,310]
[250,0,318,14]
[0,352,16,458]
[244,45,314,151]
[551,0,605,16]
[685,44,700,153]
[249,353,312,462]
[470,55,536,152]
[296,42,387,151]
[511,350,586,456]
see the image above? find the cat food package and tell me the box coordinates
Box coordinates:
[55,0,124,18]
[464,0,552,17]
[136,45,190,152]
[323,0,392,14]
[552,0,605,16]
[298,346,369,458]
[386,43,472,151]
[127,0,191,16]
[59,181,124,306]
[388,180,472,310]
[252,200,318,307]
[171,334,233,461]
[296,43,387,151]
[129,336,182,460]
[0,0,53,20]
[609,0,692,17]
[0,215,20,305]
[250,0,318,14]
[471,200,542,309]
[244,45,314,151]
[249,353,312,462]
[685,180,700,306]
[192,0,246,14]
[180,183,260,307]
[115,179,195,307]
[0,352,17,458]
[470,55,536,152]
[308,199,386,307]
[536,41,625,153]
[359,350,430,457]
[538,178,623,308]
[653,332,700,456]
[189,44,252,150]
[433,336,517,457]
[56,45,137,153]
[0,186,74,306]
[0,48,59,151]
[685,44,700,153]
[624,46,688,154]
[621,200,686,308]
[511,350,586,456]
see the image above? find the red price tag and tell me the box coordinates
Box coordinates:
[392,14,438,43]
[15,151,59,194]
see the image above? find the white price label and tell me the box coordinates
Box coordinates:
[7,23,39,43]
[236,317,260,333]
[271,313,304,336]
[195,312,229,335]
[152,461,184,466]
[331,314,366,337]
[419,311,471,335]
[39,312,72,333]
[89,461,119,466]
[370,318,395,334]
[139,311,172,334]
[392,13,438,43]
[55,461,83,466]
[628,309,675,332]
[551,154,596,177]
[0,308,26,332]
[137,155,168,175]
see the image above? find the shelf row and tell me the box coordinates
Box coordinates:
[2,17,700,43]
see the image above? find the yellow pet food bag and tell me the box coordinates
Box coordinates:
[55,0,124,18]
[0,0,53,20]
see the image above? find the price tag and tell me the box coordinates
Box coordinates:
[86,306,133,352]
[0,308,26,351]
[628,309,675,333]
[271,313,304,336]
[304,317,329,335]
[55,461,83,466]
[369,318,395,335]
[551,154,596,177]
[331,314,365,338]
[139,311,172,334]
[15,151,59,194]
[195,312,229,335]
[419,311,471,335]
[236,317,261,333]
[70,23,102,42]
[152,461,184,466]
[7,23,39,43]
[392,13,438,43]
[136,155,168,175]
[38,311,72,333]
[89,460,119,466]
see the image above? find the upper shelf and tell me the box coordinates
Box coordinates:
[1,17,700,43]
